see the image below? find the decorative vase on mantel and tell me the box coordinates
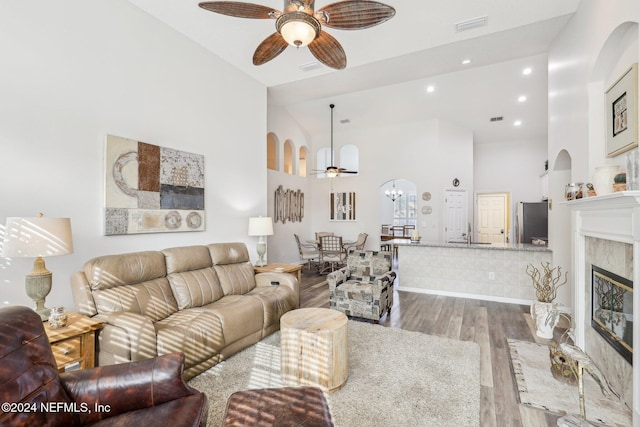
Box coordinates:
[526,262,568,339]
[592,165,620,196]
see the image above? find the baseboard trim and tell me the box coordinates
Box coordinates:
[396,285,533,306]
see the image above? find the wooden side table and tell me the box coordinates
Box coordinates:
[280,308,348,392]
[254,263,303,285]
[45,312,104,372]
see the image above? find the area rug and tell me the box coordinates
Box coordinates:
[507,339,632,426]
[188,321,480,427]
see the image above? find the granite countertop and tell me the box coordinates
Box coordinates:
[396,240,551,252]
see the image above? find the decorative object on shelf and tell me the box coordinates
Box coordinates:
[605,63,638,158]
[556,342,620,427]
[625,147,639,190]
[526,262,568,339]
[330,192,356,221]
[274,185,304,224]
[591,165,620,196]
[585,183,596,197]
[421,191,431,201]
[421,206,432,215]
[564,182,584,200]
[1,214,74,321]
[248,216,274,267]
[48,306,68,329]
[104,134,205,235]
[198,0,395,70]
[385,180,403,201]
[410,230,421,243]
[613,172,627,192]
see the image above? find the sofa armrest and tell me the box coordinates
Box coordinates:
[327,267,349,290]
[255,272,299,304]
[97,311,157,362]
[61,353,205,425]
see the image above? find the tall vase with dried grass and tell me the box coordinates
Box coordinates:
[526,262,568,339]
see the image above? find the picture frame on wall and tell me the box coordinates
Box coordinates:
[605,63,638,157]
[330,192,356,221]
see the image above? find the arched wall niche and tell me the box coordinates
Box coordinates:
[267,132,279,171]
[587,21,638,172]
[553,149,572,171]
[284,139,294,175]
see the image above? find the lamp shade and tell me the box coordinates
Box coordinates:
[2,216,73,258]
[248,217,274,236]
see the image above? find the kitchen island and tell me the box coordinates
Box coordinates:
[397,241,552,304]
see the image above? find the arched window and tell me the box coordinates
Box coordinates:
[340,144,358,174]
[299,146,308,177]
[267,133,278,171]
[316,147,331,178]
[284,139,294,175]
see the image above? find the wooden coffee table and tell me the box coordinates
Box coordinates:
[280,308,348,392]
[254,263,303,285]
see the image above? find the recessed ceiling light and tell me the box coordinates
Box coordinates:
[426,85,435,93]
[518,95,527,102]
[522,67,532,75]
[514,120,522,126]
[461,59,471,65]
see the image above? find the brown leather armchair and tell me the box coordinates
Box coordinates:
[0,306,208,427]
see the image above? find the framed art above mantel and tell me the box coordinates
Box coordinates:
[606,63,638,157]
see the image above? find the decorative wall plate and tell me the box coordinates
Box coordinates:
[421,206,432,214]
[421,192,431,201]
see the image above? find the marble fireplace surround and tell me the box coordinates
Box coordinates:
[567,192,640,422]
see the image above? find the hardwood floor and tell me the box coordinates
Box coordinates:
[298,267,566,427]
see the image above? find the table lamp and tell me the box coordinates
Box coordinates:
[248,216,273,267]
[2,214,74,321]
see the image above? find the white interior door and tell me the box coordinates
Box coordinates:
[444,189,468,242]
[477,193,508,243]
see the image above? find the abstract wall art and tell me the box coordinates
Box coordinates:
[104,134,205,235]
[274,185,304,224]
[330,192,356,221]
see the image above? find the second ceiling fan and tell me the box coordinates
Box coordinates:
[313,103,358,177]
[198,0,396,70]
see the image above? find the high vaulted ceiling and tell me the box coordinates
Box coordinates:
[128,0,581,143]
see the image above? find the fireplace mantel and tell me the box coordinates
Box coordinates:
[565,190,640,424]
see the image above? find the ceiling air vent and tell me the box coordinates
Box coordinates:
[490,116,503,122]
[298,61,323,72]
[455,16,488,32]
[340,119,351,124]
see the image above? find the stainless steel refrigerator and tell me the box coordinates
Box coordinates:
[516,201,548,244]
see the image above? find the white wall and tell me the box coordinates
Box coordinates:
[548,0,639,311]
[0,1,267,311]
[474,137,548,242]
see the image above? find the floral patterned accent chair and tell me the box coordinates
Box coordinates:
[327,250,396,323]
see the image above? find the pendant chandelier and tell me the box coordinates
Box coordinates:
[385,180,403,202]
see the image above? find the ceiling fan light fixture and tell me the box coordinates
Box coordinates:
[277,12,320,47]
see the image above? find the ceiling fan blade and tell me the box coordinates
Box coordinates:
[317,0,395,29]
[198,1,279,19]
[308,31,346,70]
[253,32,289,65]
[338,169,358,174]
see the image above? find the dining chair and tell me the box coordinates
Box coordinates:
[315,231,334,243]
[319,235,346,274]
[402,224,415,238]
[344,233,368,254]
[391,226,404,237]
[294,234,320,271]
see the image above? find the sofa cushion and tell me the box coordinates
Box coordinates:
[247,286,298,330]
[92,278,178,322]
[213,263,257,295]
[162,245,212,274]
[84,251,167,290]
[208,242,250,265]
[155,309,224,369]
[163,245,224,309]
[202,295,264,345]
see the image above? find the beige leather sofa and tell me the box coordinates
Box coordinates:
[71,242,299,379]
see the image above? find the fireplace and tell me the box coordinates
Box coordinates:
[591,265,633,364]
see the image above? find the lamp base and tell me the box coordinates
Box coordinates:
[25,257,53,321]
[256,241,267,267]
[26,273,52,321]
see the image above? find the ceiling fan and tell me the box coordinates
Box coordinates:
[313,103,358,177]
[198,0,396,70]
